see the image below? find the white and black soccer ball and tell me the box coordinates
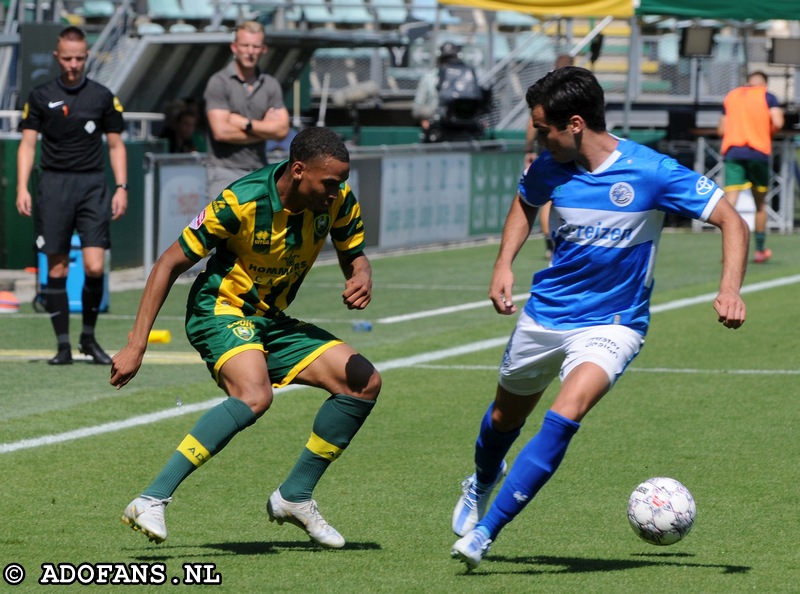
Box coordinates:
[627,477,696,546]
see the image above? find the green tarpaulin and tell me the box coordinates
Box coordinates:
[637,0,800,21]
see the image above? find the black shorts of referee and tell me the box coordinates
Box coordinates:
[35,169,112,255]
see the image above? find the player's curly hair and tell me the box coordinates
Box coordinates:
[526,66,607,132]
[290,127,350,164]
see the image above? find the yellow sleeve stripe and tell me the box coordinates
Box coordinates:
[305,432,343,462]
[177,434,211,467]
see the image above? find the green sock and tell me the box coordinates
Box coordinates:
[755,232,766,252]
[144,397,257,499]
[280,394,375,502]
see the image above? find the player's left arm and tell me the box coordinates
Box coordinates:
[107,132,128,220]
[706,198,748,329]
[338,251,372,310]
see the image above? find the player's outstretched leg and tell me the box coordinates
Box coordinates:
[122,496,171,544]
[120,397,257,543]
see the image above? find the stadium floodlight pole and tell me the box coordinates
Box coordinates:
[293,79,302,129]
[317,72,331,127]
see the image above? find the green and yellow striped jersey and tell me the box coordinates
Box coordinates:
[179,161,365,317]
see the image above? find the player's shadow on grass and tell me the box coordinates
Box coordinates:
[204,540,382,555]
[129,540,381,562]
[461,553,750,576]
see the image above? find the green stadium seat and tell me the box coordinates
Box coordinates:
[169,22,198,32]
[138,21,167,34]
[371,0,408,25]
[495,10,537,29]
[80,0,115,18]
[409,0,459,26]
[330,0,373,25]
[296,0,335,25]
[147,0,184,20]
[182,0,240,20]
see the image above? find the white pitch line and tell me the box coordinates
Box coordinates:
[379,274,800,324]
[650,274,800,313]
[0,339,509,455]
[414,364,800,375]
[629,367,800,375]
[0,349,200,364]
[3,274,800,455]
[378,293,529,324]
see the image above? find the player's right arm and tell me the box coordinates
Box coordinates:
[110,241,195,389]
[769,105,784,135]
[15,128,38,217]
[207,108,255,144]
[489,194,538,315]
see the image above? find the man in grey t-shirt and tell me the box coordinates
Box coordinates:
[203,21,290,199]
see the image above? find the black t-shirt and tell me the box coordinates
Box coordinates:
[21,77,124,172]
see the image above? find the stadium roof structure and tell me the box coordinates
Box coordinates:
[439,0,800,20]
[97,28,415,113]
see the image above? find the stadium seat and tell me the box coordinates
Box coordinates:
[283,4,304,23]
[169,22,198,32]
[473,32,511,62]
[513,31,556,62]
[137,21,167,35]
[181,0,240,21]
[296,0,335,25]
[80,0,116,18]
[147,0,184,20]
[495,10,537,29]
[408,0,459,26]
[329,0,373,25]
[370,0,408,26]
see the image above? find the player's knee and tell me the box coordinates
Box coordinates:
[84,266,105,278]
[490,409,525,433]
[361,368,382,401]
[236,389,273,417]
[346,356,381,401]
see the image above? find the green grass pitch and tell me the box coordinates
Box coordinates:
[1,230,799,593]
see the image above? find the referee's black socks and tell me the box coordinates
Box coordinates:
[45,276,70,347]
[81,274,105,333]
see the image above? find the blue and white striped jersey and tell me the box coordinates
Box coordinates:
[519,138,723,336]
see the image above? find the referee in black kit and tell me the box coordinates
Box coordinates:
[16,26,128,365]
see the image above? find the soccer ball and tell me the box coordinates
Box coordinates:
[627,477,696,546]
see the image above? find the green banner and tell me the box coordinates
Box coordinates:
[469,152,523,236]
[637,0,800,20]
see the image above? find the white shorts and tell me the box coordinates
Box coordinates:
[498,310,645,396]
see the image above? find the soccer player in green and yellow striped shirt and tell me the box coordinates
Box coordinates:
[113,127,380,549]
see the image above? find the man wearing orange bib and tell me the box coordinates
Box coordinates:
[717,71,784,263]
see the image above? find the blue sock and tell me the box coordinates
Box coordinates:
[474,403,521,486]
[478,410,580,539]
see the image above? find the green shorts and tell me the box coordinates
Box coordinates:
[185,311,342,387]
[723,159,770,193]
